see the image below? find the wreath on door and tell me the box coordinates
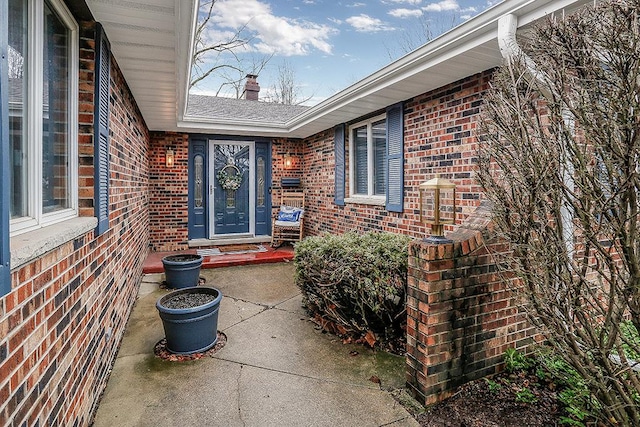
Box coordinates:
[217,164,243,191]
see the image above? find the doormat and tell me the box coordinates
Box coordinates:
[197,244,267,256]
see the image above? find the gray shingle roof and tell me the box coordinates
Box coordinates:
[186,94,309,124]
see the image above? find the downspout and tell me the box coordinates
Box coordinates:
[498,14,551,90]
[497,14,576,258]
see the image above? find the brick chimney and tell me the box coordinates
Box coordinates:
[243,74,260,101]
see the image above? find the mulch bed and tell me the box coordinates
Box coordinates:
[416,371,562,427]
[153,332,227,362]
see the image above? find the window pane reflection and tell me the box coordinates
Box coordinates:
[9,0,27,219]
[194,155,203,208]
[372,120,386,195]
[257,157,265,207]
[354,126,368,194]
[42,1,70,213]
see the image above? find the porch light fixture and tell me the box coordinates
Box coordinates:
[284,152,296,169]
[419,175,456,243]
[166,149,174,168]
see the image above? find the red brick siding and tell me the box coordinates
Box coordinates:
[406,202,541,405]
[0,21,150,427]
[147,135,308,249]
[302,71,492,239]
[147,72,491,248]
[270,138,304,208]
[149,132,190,251]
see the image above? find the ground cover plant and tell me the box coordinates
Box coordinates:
[477,0,640,424]
[294,231,410,350]
[417,347,623,426]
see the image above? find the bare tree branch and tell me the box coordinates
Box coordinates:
[189,0,271,94]
[261,60,314,105]
[478,1,640,425]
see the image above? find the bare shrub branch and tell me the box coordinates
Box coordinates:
[478,1,640,425]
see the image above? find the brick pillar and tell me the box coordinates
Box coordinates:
[406,201,540,405]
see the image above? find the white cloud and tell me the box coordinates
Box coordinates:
[422,0,460,12]
[347,2,367,7]
[345,14,394,32]
[342,53,359,63]
[388,8,423,18]
[383,0,423,4]
[205,0,337,56]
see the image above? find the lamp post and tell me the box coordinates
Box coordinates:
[419,176,456,243]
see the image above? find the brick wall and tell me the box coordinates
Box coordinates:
[145,72,491,249]
[0,21,150,426]
[147,134,307,249]
[302,70,492,239]
[270,137,304,207]
[149,132,190,251]
[406,202,541,405]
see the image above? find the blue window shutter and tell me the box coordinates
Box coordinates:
[334,124,345,206]
[386,102,404,212]
[94,24,110,235]
[0,0,11,295]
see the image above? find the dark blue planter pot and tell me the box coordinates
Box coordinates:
[162,254,203,289]
[156,286,223,355]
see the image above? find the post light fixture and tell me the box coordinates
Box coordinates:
[419,175,456,243]
[165,149,174,168]
[284,152,295,169]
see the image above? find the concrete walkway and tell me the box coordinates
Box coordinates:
[92,263,419,427]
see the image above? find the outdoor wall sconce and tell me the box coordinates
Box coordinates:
[165,149,174,168]
[419,175,456,243]
[284,152,296,169]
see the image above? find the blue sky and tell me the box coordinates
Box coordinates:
[191,0,499,104]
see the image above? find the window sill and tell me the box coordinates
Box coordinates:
[10,217,98,270]
[344,196,386,206]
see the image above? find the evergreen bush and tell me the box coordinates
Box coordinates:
[294,231,410,348]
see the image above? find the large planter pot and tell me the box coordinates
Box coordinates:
[156,286,223,355]
[162,254,203,289]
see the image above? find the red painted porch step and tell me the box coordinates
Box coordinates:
[142,244,295,274]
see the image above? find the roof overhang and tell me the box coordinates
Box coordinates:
[85,0,196,132]
[87,0,590,138]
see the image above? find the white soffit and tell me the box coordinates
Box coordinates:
[85,0,195,132]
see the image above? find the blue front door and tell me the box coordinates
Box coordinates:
[212,142,251,235]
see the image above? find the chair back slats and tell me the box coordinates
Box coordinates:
[272,191,305,246]
[281,192,304,210]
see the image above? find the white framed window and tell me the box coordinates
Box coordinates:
[348,114,387,201]
[8,0,78,236]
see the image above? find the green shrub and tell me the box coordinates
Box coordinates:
[294,231,410,346]
[502,347,599,426]
[484,378,502,393]
[618,321,640,362]
[515,387,538,404]
[535,349,599,426]
[504,347,533,373]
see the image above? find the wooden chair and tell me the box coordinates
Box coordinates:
[271,191,305,247]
